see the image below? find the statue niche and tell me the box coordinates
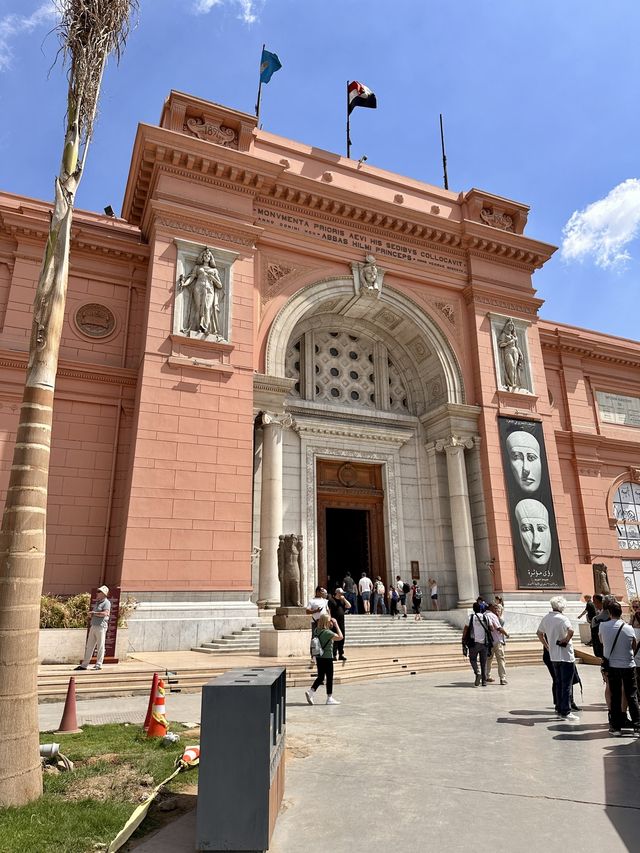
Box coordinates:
[177,246,226,340]
[277,534,304,607]
[498,318,524,392]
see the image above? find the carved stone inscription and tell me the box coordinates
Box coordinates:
[254,206,465,274]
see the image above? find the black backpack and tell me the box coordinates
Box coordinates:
[402,582,411,593]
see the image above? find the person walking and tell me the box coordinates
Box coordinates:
[358,572,373,614]
[591,594,607,656]
[396,575,409,619]
[372,576,387,616]
[428,578,439,611]
[75,585,111,671]
[411,580,423,620]
[342,571,357,614]
[537,596,579,722]
[305,615,343,705]
[599,600,640,736]
[328,588,350,661]
[463,602,492,686]
[485,603,510,685]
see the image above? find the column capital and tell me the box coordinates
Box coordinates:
[260,411,295,429]
[434,434,475,453]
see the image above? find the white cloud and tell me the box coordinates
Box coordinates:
[561,178,640,270]
[193,0,261,24]
[0,2,58,71]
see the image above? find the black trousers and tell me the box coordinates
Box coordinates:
[608,667,640,729]
[312,656,334,695]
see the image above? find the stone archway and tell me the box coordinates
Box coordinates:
[255,276,482,608]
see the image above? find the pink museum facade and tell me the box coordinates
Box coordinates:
[1,91,639,650]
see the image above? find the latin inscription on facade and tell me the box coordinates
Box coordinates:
[254,206,465,274]
[596,391,640,427]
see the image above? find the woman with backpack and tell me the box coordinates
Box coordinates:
[412,580,423,620]
[305,615,343,706]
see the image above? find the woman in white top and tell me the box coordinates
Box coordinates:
[429,578,439,611]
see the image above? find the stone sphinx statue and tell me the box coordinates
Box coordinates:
[277,534,304,607]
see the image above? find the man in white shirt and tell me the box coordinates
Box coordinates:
[537,596,578,721]
[599,600,640,736]
[464,602,492,687]
[306,586,329,625]
[358,573,373,614]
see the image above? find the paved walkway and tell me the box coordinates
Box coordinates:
[40,662,640,852]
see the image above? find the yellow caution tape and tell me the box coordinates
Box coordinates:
[106,745,199,853]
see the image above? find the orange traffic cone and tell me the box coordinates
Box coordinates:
[55,677,82,734]
[143,672,159,732]
[146,677,168,738]
[176,745,200,770]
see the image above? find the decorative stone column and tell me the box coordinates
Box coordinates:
[258,412,291,608]
[435,435,480,606]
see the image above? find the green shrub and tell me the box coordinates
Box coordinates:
[40,592,136,628]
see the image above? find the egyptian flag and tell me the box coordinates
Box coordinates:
[348,80,377,114]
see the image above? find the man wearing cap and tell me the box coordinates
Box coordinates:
[75,585,111,671]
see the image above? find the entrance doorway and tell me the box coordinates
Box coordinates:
[316,459,386,594]
[325,508,370,592]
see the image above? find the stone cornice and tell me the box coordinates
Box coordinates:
[293,416,414,448]
[121,122,555,274]
[555,430,640,453]
[540,324,640,368]
[122,124,285,228]
[0,349,138,387]
[0,199,147,263]
[147,199,263,249]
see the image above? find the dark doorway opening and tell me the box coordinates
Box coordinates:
[325,508,370,593]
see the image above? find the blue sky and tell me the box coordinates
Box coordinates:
[1,0,639,339]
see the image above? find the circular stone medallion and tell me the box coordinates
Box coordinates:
[74,303,116,338]
[337,463,358,488]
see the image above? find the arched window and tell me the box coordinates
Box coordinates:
[612,481,640,598]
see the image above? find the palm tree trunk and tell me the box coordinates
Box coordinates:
[0,147,80,808]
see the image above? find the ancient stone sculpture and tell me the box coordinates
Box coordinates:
[178,247,225,338]
[351,254,384,298]
[277,534,304,607]
[498,318,524,391]
[593,563,610,596]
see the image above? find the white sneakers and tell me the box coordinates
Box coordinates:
[558,712,580,722]
[305,690,340,705]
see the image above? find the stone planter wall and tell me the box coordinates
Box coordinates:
[38,628,129,664]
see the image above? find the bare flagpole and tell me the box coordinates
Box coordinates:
[439,113,449,190]
[346,81,351,158]
[255,42,265,120]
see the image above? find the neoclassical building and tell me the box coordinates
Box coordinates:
[1,90,639,649]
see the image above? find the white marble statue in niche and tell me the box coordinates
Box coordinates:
[177,247,226,340]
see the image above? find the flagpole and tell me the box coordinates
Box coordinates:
[346,81,351,158]
[439,113,449,190]
[255,43,265,120]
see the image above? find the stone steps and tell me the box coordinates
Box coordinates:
[37,647,547,700]
[192,615,541,656]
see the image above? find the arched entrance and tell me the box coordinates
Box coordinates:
[255,276,484,609]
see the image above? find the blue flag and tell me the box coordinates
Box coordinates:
[260,48,282,84]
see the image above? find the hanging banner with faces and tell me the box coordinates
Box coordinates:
[498,417,565,589]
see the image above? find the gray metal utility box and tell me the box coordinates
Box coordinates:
[196,666,286,852]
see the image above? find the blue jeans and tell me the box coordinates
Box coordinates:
[345,591,357,613]
[372,593,387,615]
[552,661,574,717]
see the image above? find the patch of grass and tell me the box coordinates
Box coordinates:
[0,724,199,853]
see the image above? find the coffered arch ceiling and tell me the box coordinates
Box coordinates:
[265,278,464,416]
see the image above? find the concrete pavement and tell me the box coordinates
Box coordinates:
[40,661,640,852]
